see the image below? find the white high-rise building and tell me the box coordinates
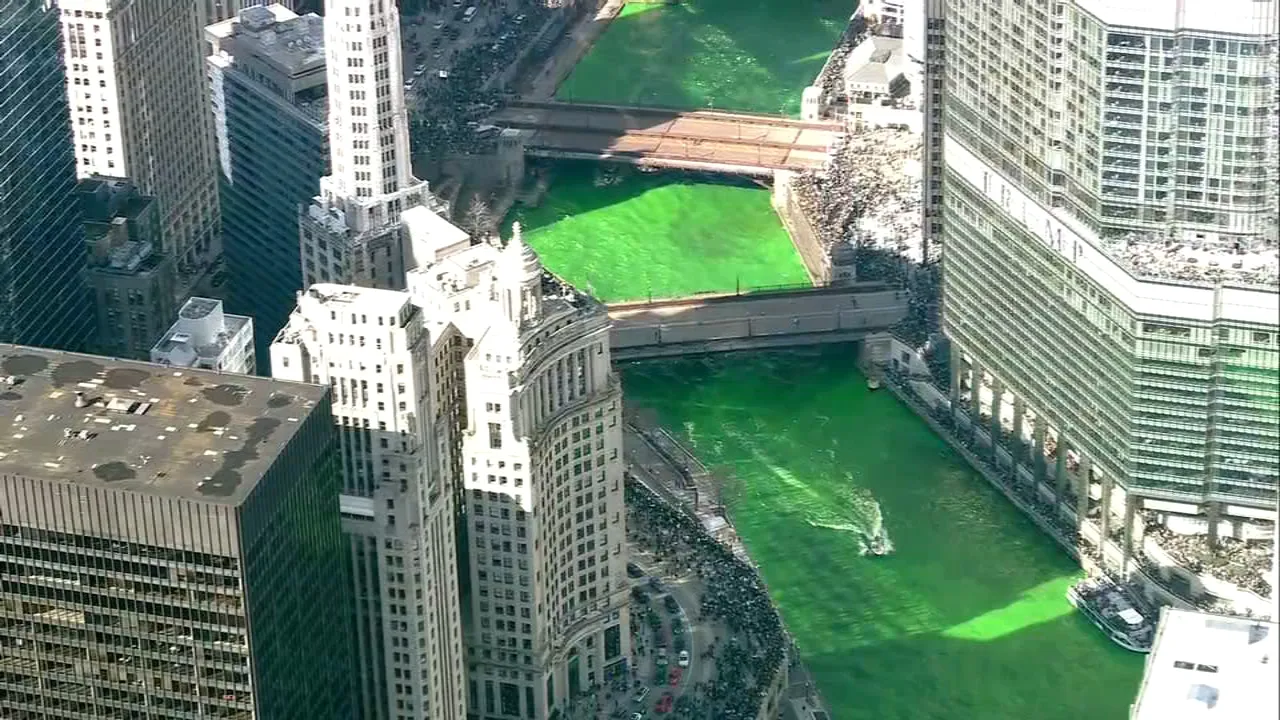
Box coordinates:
[298,0,446,291]
[939,0,1279,607]
[407,223,632,720]
[271,283,468,720]
[57,0,222,283]
[275,215,631,718]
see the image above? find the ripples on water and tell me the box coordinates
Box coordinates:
[506,163,808,302]
[622,347,1144,720]
[558,0,851,115]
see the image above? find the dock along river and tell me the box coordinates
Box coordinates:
[621,347,1145,720]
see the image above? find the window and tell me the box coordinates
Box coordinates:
[489,423,502,450]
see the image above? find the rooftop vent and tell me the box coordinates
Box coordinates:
[104,397,152,415]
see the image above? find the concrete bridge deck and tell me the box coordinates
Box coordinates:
[607,285,908,360]
[493,101,840,174]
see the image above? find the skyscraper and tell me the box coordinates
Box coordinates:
[407,222,631,720]
[939,0,1278,563]
[271,284,468,720]
[0,0,93,351]
[206,4,328,363]
[58,0,222,294]
[0,344,352,719]
[298,0,447,292]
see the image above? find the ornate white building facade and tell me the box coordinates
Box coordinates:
[407,225,632,719]
[271,284,468,720]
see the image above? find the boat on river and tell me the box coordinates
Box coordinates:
[863,531,892,557]
[1066,575,1154,653]
[866,377,881,391]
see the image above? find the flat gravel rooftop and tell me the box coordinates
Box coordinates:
[0,345,327,505]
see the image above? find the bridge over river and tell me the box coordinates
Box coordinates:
[493,100,841,175]
[607,284,907,360]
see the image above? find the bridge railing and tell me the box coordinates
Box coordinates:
[607,279,894,309]
[510,98,794,120]
[506,99,840,129]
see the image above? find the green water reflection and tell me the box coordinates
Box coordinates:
[507,162,808,302]
[621,347,1144,720]
[558,0,849,115]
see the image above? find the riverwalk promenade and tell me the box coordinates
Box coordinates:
[623,424,833,720]
[876,366,1235,620]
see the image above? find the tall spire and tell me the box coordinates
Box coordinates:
[324,0,415,199]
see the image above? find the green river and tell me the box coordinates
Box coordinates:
[508,162,809,302]
[558,0,850,115]
[537,2,1145,716]
[621,348,1144,719]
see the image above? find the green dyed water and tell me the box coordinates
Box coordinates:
[508,163,809,302]
[559,0,849,115]
[622,347,1145,720]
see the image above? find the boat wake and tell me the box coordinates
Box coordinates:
[805,486,895,557]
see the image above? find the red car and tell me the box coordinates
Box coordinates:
[667,667,682,686]
[655,693,674,714]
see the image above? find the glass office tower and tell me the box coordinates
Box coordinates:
[0,0,93,350]
[940,0,1278,558]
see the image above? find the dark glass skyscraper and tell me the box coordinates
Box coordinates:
[206,6,328,367]
[0,0,93,350]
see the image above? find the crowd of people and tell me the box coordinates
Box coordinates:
[814,13,868,107]
[406,0,563,162]
[626,479,788,720]
[900,376,1276,617]
[794,127,927,272]
[1144,521,1275,597]
[790,123,942,353]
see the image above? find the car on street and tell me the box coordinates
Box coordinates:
[626,562,643,578]
[630,713,645,720]
[677,650,690,668]
[655,694,674,714]
[632,687,649,705]
[663,595,679,614]
[433,20,445,29]
[667,667,682,686]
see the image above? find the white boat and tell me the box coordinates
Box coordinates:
[864,533,891,557]
[1066,575,1154,653]
[866,377,881,391]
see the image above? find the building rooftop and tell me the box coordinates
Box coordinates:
[1100,232,1280,289]
[152,298,253,370]
[844,35,907,93]
[0,345,327,505]
[207,5,324,79]
[78,176,153,226]
[1130,608,1278,720]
